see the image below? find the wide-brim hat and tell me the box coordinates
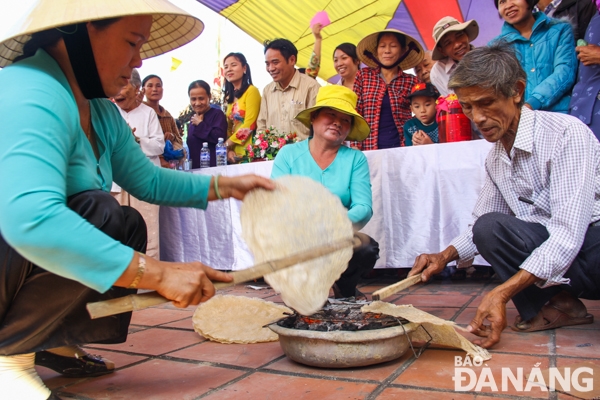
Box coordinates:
[356,29,424,71]
[0,0,204,68]
[295,85,370,142]
[431,17,479,61]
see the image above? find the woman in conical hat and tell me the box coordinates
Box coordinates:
[0,1,273,397]
[353,29,424,150]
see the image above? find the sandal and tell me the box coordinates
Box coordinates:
[511,304,593,333]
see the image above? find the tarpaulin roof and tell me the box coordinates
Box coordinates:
[197,0,504,80]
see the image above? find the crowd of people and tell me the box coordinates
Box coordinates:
[2,0,600,398]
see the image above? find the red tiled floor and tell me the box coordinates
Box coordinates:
[580,299,600,310]
[561,308,600,331]
[38,350,147,390]
[419,307,462,321]
[161,318,196,330]
[52,278,600,399]
[266,351,412,382]
[130,307,193,326]
[168,341,284,368]
[471,295,517,309]
[202,371,378,400]
[453,307,519,327]
[59,359,244,399]
[394,350,551,398]
[555,329,600,359]
[394,294,475,308]
[90,327,203,355]
[408,283,483,297]
[376,387,508,399]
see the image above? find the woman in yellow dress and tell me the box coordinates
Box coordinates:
[222,52,261,163]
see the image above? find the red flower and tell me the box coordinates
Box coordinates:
[259,140,269,150]
[248,150,254,158]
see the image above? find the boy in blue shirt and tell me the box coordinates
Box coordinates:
[403,83,440,146]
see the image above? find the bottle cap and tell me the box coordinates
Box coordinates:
[203,142,208,146]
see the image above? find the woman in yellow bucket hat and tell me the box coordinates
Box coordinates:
[272,85,379,299]
[0,1,274,397]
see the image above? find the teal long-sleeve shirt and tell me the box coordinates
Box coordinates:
[0,50,212,293]
[271,139,373,229]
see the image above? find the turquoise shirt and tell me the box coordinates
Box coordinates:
[271,139,373,229]
[0,50,211,293]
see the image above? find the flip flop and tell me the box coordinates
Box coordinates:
[511,304,594,333]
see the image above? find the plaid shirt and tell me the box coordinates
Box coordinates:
[451,107,600,288]
[352,67,418,150]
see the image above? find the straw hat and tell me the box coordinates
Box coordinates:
[295,85,370,142]
[0,0,204,68]
[356,29,424,71]
[431,17,479,61]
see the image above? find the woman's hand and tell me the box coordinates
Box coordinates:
[115,253,233,307]
[227,149,239,164]
[577,44,600,66]
[312,23,323,40]
[191,114,203,126]
[209,174,275,201]
[155,261,233,307]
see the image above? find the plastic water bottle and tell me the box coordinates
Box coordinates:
[183,144,190,171]
[200,142,210,168]
[216,138,227,166]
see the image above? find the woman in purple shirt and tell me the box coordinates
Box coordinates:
[187,80,227,168]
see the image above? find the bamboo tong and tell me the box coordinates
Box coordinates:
[86,235,361,319]
[370,273,422,301]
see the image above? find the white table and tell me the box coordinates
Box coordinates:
[160,140,493,270]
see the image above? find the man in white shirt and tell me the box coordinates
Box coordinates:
[257,38,320,140]
[410,43,600,348]
[429,16,479,97]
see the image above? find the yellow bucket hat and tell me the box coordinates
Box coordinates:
[0,0,204,68]
[295,85,370,142]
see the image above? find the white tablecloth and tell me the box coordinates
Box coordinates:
[160,140,493,270]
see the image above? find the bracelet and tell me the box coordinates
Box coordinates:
[214,174,223,200]
[128,253,146,289]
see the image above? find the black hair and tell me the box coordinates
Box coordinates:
[333,43,359,63]
[15,18,121,63]
[494,0,539,9]
[263,38,298,62]
[142,74,162,87]
[222,52,253,104]
[188,80,211,97]
[377,32,407,49]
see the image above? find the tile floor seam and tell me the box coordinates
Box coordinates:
[535,336,560,400]
[365,355,421,400]
[192,370,256,400]
[257,367,382,385]
[386,383,541,399]
[84,337,204,359]
[158,354,254,372]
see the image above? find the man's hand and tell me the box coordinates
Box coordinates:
[577,44,600,66]
[467,290,509,348]
[468,269,540,348]
[408,246,459,282]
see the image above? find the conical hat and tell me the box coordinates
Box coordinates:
[0,0,203,68]
[357,29,424,71]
